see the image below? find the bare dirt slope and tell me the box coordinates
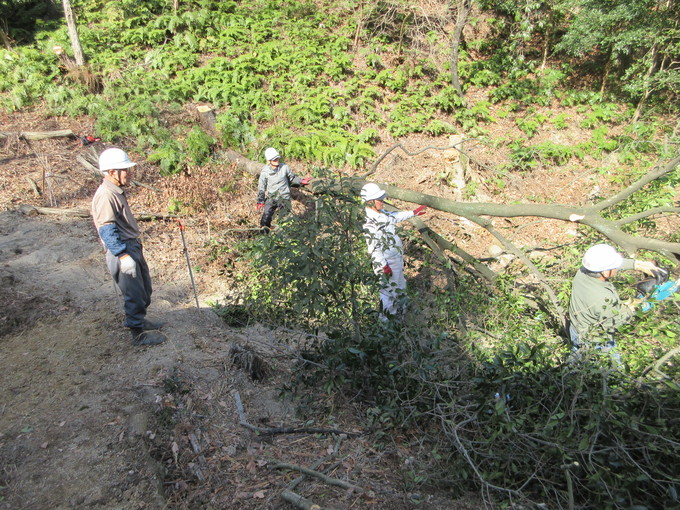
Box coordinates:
[0,208,233,509]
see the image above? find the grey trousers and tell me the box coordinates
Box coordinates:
[106,239,152,329]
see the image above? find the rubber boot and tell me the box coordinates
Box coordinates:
[143,319,165,330]
[130,327,166,346]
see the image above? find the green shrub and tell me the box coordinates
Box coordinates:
[148,139,186,176]
[185,126,216,166]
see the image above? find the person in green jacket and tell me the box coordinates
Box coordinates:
[568,243,659,357]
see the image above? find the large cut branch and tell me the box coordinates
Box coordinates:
[378,154,680,261]
[229,151,679,260]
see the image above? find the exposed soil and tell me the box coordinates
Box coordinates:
[0,104,674,509]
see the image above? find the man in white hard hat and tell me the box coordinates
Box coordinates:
[361,183,427,319]
[568,243,660,356]
[256,147,310,231]
[92,148,166,346]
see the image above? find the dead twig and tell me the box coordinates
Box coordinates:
[17,203,176,222]
[269,461,362,491]
[280,489,322,510]
[640,346,680,379]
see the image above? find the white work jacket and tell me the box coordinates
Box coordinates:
[363,208,414,272]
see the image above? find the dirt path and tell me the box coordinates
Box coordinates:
[0,210,231,509]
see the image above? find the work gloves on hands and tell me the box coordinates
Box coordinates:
[636,263,670,296]
[383,264,393,276]
[301,177,311,186]
[413,205,427,216]
[119,254,137,278]
[634,260,663,277]
[256,203,264,210]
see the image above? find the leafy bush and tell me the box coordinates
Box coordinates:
[509,140,583,170]
[231,171,376,331]
[148,139,186,176]
[185,126,215,166]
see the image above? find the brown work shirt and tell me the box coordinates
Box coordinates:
[91,179,140,241]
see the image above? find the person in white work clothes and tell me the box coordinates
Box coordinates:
[360,183,427,319]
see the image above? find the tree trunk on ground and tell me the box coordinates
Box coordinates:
[450,0,471,100]
[228,148,680,261]
[221,150,264,176]
[0,129,75,140]
[62,0,85,65]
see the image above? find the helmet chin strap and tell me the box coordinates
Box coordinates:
[117,169,123,185]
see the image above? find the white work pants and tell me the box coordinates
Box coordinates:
[379,254,407,318]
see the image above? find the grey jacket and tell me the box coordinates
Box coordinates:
[257,163,302,203]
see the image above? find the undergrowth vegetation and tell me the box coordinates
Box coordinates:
[2,0,679,508]
[213,169,679,508]
[2,0,678,174]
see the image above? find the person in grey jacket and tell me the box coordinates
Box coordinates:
[256,147,310,231]
[568,243,659,357]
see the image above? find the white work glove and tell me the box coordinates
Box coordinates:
[634,260,658,276]
[119,254,137,278]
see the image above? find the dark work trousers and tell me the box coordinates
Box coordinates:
[106,239,152,329]
[260,198,289,229]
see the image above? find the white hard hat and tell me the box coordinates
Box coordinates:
[582,244,623,272]
[99,148,136,172]
[264,147,280,161]
[360,183,387,202]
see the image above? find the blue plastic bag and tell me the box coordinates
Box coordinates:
[641,280,679,312]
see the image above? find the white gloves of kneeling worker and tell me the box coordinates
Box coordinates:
[634,259,661,276]
[119,254,137,278]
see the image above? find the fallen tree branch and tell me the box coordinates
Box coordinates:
[269,461,362,491]
[640,346,680,379]
[383,203,496,283]
[471,212,566,330]
[442,414,523,498]
[376,155,680,261]
[232,150,680,265]
[281,489,322,510]
[0,129,75,141]
[17,204,176,221]
[613,206,680,226]
[19,204,89,217]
